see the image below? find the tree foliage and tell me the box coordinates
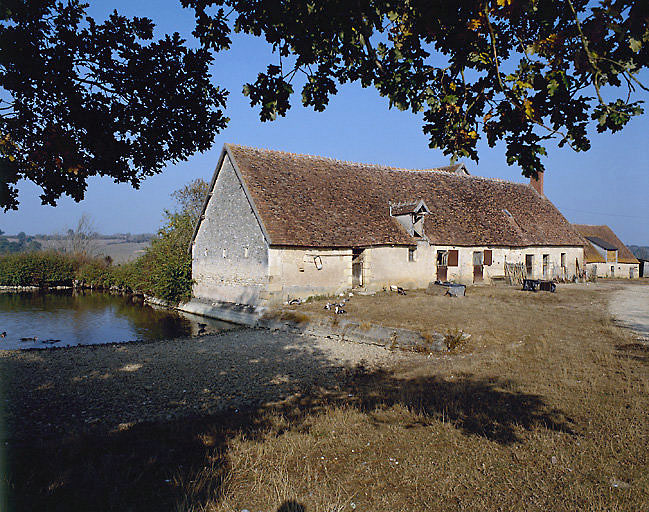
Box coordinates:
[170,178,211,222]
[0,0,228,210]
[135,178,208,303]
[184,0,648,176]
[0,232,42,254]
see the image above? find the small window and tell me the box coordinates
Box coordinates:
[484,249,493,266]
[437,250,448,266]
[204,248,208,257]
[314,256,323,270]
[561,253,566,269]
[244,247,249,258]
[222,248,227,258]
[448,250,459,267]
[408,247,416,262]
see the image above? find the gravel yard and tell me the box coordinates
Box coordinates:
[0,328,414,441]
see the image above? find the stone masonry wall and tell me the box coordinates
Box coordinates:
[192,155,269,305]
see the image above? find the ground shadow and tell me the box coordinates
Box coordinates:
[1,332,574,511]
[329,365,574,445]
[277,500,306,512]
[615,342,649,363]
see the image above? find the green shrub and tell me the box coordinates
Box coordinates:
[140,212,194,304]
[0,251,77,286]
[76,261,114,288]
[109,261,144,291]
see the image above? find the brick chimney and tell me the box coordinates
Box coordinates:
[530,171,544,195]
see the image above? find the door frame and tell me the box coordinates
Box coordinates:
[352,249,365,288]
[473,251,484,283]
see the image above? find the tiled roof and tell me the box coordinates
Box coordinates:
[224,144,585,248]
[583,240,606,263]
[585,236,617,251]
[573,225,639,264]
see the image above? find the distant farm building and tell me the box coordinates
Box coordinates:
[639,259,649,278]
[573,224,640,279]
[190,145,587,308]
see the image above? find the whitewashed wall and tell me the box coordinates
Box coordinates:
[267,247,352,303]
[586,262,640,279]
[430,245,584,284]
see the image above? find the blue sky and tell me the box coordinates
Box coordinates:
[3,1,649,245]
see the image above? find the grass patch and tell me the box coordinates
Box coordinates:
[264,310,312,325]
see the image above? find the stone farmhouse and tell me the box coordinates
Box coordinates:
[573,224,640,279]
[190,144,585,308]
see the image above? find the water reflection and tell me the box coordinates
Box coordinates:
[0,290,235,350]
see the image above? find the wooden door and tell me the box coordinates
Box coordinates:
[473,251,484,282]
[436,250,448,281]
[525,254,534,278]
[352,249,364,288]
[542,254,549,279]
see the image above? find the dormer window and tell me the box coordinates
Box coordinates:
[390,199,430,239]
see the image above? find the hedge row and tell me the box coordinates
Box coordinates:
[0,252,77,286]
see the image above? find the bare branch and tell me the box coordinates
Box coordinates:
[484,5,504,91]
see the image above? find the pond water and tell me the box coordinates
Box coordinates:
[0,290,236,350]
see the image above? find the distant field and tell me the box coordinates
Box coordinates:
[37,238,150,263]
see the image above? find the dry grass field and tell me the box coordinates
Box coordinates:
[2,282,649,511]
[38,238,150,263]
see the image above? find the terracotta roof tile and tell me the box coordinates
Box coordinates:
[225,144,585,248]
[573,225,639,264]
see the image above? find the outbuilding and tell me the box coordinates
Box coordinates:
[573,224,640,279]
[191,144,585,308]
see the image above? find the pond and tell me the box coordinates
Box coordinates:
[0,290,236,350]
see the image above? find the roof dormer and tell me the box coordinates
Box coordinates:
[390,199,430,239]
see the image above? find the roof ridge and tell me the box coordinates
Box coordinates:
[226,143,528,187]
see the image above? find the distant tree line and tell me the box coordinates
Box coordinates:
[21,232,154,242]
[0,178,207,304]
[629,245,649,260]
[0,230,42,253]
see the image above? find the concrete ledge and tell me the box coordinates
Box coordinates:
[174,298,448,352]
[257,315,447,352]
[175,298,266,326]
[0,285,72,292]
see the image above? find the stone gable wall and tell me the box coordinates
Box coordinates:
[192,155,269,305]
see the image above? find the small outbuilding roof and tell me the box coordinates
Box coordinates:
[573,224,639,264]
[197,144,585,249]
[585,236,618,251]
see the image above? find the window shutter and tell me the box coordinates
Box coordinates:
[484,250,492,266]
[448,250,459,267]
